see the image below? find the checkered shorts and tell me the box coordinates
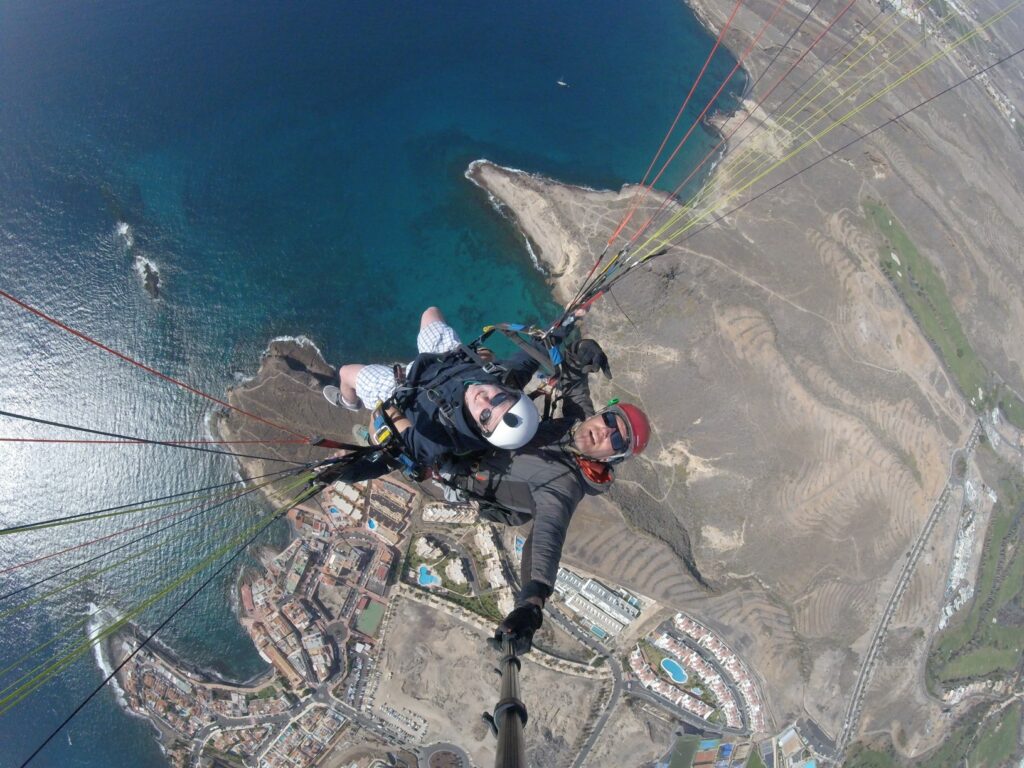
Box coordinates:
[416,320,461,355]
[354,321,462,407]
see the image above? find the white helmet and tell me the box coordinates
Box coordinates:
[484,393,540,450]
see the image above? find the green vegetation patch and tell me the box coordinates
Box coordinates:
[939,646,1021,679]
[912,702,998,768]
[866,200,1024,429]
[444,590,502,622]
[928,470,1024,690]
[967,702,1021,767]
[746,749,768,768]
[356,601,385,636]
[842,743,897,768]
[639,639,669,668]
[667,735,700,768]
[250,684,278,700]
[202,749,246,768]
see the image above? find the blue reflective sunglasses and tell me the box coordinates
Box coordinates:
[602,411,629,453]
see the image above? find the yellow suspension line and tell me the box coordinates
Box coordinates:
[680,5,960,226]
[634,1,1019,258]
[0,477,280,623]
[0,473,313,716]
[706,5,958,202]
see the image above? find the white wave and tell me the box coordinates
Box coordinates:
[706,153,722,178]
[86,603,127,706]
[263,334,324,359]
[116,221,134,249]
[466,158,538,182]
[465,161,548,275]
[522,236,543,271]
[465,158,601,192]
[132,253,160,288]
[202,409,219,441]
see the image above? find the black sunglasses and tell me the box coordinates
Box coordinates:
[480,391,517,434]
[602,411,629,453]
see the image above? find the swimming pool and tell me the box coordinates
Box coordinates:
[418,565,440,587]
[367,518,378,530]
[661,657,688,684]
[329,506,340,515]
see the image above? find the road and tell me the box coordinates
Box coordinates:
[537,605,624,768]
[418,741,472,768]
[836,419,983,754]
[189,675,407,767]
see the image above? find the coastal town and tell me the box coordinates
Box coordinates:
[111,459,847,768]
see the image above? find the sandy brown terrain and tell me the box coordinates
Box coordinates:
[465,0,1024,755]
[584,698,678,768]
[213,1,1024,762]
[377,596,603,768]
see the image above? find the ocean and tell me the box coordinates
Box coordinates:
[0,1,741,764]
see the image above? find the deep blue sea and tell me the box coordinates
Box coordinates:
[0,1,740,765]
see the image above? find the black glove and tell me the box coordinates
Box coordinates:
[566,339,611,379]
[494,603,544,654]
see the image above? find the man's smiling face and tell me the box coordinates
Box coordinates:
[572,410,629,459]
[464,383,517,434]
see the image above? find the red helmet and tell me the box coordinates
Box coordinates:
[598,402,651,461]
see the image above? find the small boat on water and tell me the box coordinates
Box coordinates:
[556,77,569,87]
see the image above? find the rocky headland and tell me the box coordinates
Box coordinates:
[214,0,1024,761]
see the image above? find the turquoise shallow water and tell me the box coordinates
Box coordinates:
[0,1,741,764]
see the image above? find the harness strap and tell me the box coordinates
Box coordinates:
[487,323,560,376]
[370,403,426,481]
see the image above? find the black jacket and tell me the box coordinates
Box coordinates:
[465,364,610,603]
[395,350,540,469]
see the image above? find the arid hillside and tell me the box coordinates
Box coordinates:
[467,0,1024,753]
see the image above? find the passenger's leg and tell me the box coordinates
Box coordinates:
[419,306,446,331]
[338,364,364,409]
[353,364,401,409]
[417,307,462,355]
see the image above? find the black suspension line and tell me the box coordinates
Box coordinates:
[15,485,312,768]
[0,409,309,466]
[675,44,1024,248]
[0,471,298,602]
[0,465,302,536]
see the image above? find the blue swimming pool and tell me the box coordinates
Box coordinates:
[661,657,688,684]
[367,518,378,530]
[329,506,340,515]
[418,565,440,587]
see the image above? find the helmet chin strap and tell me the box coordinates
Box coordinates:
[568,420,615,482]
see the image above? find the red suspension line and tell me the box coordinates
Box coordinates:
[629,0,860,247]
[0,486,256,575]
[606,0,748,247]
[0,289,309,441]
[0,438,309,445]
